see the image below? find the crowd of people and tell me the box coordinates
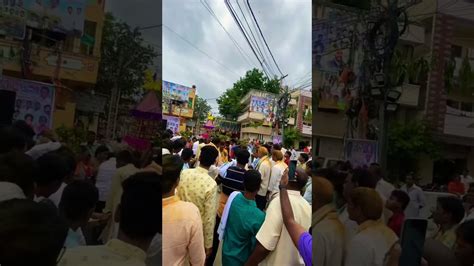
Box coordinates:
[0,122,162,266]
[161,131,313,266]
[2,120,474,266]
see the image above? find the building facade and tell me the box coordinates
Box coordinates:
[0,0,106,131]
[238,90,277,142]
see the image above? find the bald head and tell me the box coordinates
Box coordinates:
[313,177,334,210]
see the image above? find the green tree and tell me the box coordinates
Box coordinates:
[387,121,441,180]
[193,95,212,122]
[95,13,157,97]
[283,127,300,148]
[217,68,281,120]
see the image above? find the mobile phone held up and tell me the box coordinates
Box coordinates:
[288,160,297,180]
[399,219,428,266]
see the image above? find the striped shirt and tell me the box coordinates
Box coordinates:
[222,166,246,195]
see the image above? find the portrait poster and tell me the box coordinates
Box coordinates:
[250,96,273,117]
[344,139,378,168]
[0,0,27,39]
[162,114,180,134]
[0,76,55,135]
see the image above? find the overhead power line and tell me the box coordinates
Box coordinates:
[163,24,241,78]
[199,0,257,69]
[246,0,284,76]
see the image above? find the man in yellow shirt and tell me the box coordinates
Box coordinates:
[60,172,162,266]
[177,145,219,260]
[255,147,272,211]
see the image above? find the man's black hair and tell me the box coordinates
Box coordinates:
[54,147,76,177]
[199,145,218,167]
[162,155,183,193]
[351,167,378,188]
[437,196,465,224]
[172,138,186,151]
[456,220,474,246]
[12,120,35,149]
[391,190,410,210]
[116,150,133,165]
[236,148,250,165]
[0,151,37,198]
[120,172,162,238]
[272,143,282,151]
[35,152,69,186]
[285,150,291,156]
[94,145,110,158]
[181,148,193,162]
[299,153,309,162]
[192,137,197,141]
[0,126,27,154]
[59,181,98,222]
[244,170,261,193]
[0,199,68,266]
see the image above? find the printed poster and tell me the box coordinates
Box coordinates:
[250,96,273,117]
[162,114,179,134]
[344,139,378,168]
[0,0,86,38]
[0,76,55,135]
[273,135,282,144]
[163,80,191,102]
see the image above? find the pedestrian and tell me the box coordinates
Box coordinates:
[267,150,287,200]
[449,173,466,196]
[0,199,68,266]
[431,196,465,249]
[246,167,311,266]
[455,220,474,266]
[0,151,36,200]
[59,181,99,248]
[312,173,346,266]
[181,148,193,170]
[94,151,117,213]
[177,145,219,260]
[386,190,410,237]
[400,173,426,218]
[162,155,205,266]
[344,187,398,266]
[461,169,473,194]
[370,163,395,201]
[255,146,272,211]
[102,150,138,242]
[219,170,265,266]
[297,153,309,170]
[284,150,291,165]
[60,172,161,266]
[35,152,70,206]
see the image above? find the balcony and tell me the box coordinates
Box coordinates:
[444,107,474,139]
[241,125,272,135]
[238,111,272,124]
[0,39,100,84]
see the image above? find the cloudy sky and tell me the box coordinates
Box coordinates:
[163,0,311,113]
[106,0,311,114]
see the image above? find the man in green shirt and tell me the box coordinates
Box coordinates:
[222,170,266,266]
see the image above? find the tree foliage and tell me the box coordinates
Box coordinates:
[217,68,281,120]
[387,121,440,177]
[283,127,300,148]
[193,95,212,122]
[95,13,157,97]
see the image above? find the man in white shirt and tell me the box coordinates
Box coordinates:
[246,169,311,266]
[370,163,395,200]
[461,169,473,194]
[192,137,199,155]
[95,157,117,212]
[400,174,426,218]
[267,150,288,199]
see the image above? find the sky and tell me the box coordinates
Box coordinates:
[163,0,311,114]
[106,0,311,115]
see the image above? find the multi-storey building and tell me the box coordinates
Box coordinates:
[0,0,106,131]
[238,89,277,142]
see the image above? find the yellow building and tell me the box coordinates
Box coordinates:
[0,1,105,130]
[162,81,196,133]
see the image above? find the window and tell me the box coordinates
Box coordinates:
[80,20,97,55]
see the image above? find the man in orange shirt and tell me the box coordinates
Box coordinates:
[162,155,206,265]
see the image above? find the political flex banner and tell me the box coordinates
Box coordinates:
[344,139,378,168]
[163,80,191,102]
[162,114,180,134]
[0,76,55,135]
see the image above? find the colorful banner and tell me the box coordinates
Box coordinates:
[162,115,180,134]
[0,76,55,135]
[250,96,274,117]
[0,0,86,38]
[163,80,191,102]
[344,139,378,168]
[273,135,282,144]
